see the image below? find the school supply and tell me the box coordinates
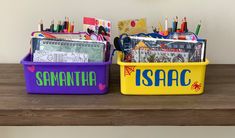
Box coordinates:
[152,17,201,36]
[115,17,208,95]
[31,38,107,62]
[195,21,202,35]
[172,16,178,32]
[132,48,189,63]
[21,16,113,95]
[32,32,104,41]
[118,18,147,35]
[114,33,206,63]
[38,17,75,33]
[38,20,44,31]
[50,20,55,32]
[70,21,75,33]
[83,17,111,41]
[33,50,88,63]
[164,17,168,35]
[57,21,63,32]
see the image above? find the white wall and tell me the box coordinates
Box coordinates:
[0,0,235,63]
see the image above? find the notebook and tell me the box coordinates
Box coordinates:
[122,36,205,62]
[31,38,106,62]
[33,50,88,63]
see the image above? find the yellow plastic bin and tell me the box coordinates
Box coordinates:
[117,52,209,95]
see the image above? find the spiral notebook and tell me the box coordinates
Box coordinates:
[32,38,106,62]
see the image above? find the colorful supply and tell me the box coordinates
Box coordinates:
[22,17,112,94]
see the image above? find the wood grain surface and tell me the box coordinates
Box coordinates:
[0,64,235,126]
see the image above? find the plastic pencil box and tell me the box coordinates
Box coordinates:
[21,53,112,94]
[21,31,112,95]
[115,33,209,95]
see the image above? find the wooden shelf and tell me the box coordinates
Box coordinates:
[0,64,235,126]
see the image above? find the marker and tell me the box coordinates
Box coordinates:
[38,19,43,31]
[50,20,54,32]
[195,20,202,35]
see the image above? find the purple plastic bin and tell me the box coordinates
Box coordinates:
[21,54,112,94]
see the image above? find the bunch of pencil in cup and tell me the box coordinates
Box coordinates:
[38,17,75,33]
[152,16,201,36]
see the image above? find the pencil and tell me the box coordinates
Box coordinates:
[165,17,168,32]
[71,21,75,33]
[181,19,185,32]
[175,16,178,32]
[158,22,163,33]
[68,21,71,33]
[172,18,175,32]
[38,19,43,31]
[184,17,188,32]
[57,21,62,32]
[195,20,202,35]
[50,20,54,32]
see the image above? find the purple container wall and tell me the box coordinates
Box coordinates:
[21,54,111,94]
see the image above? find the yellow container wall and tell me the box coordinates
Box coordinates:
[117,52,209,95]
